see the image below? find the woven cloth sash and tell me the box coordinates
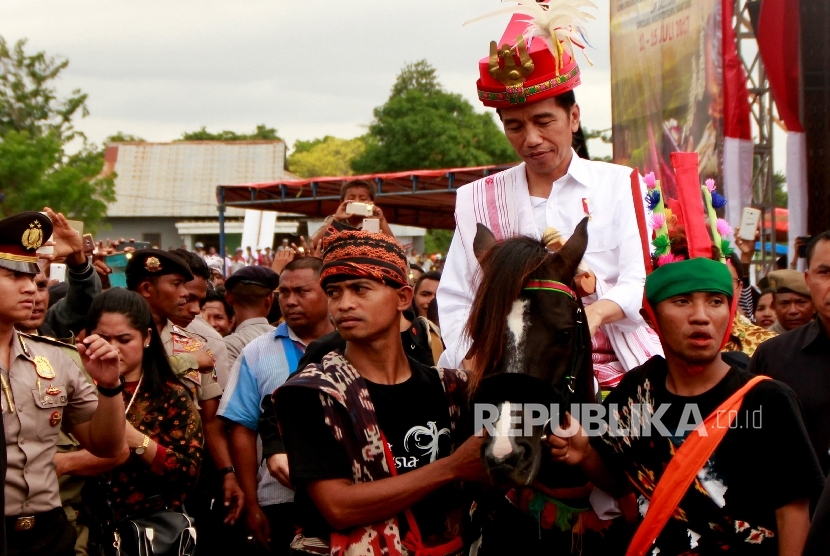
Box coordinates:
[626,375,771,556]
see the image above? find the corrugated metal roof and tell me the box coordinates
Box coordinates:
[105,141,286,217]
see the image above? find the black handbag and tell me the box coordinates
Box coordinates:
[114,509,197,556]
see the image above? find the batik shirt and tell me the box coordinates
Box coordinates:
[109,380,203,521]
[590,357,823,555]
[723,314,777,357]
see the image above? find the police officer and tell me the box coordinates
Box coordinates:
[126,250,242,526]
[16,268,97,556]
[1,212,126,556]
[125,249,218,396]
[15,264,126,556]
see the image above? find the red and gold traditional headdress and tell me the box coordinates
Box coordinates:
[466,0,596,108]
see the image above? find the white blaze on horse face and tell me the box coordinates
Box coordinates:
[506,299,529,373]
[491,401,516,460]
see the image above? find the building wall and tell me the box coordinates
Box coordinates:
[104,141,286,219]
[100,217,184,249]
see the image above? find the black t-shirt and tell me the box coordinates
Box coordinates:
[278,358,457,540]
[259,314,434,458]
[590,357,824,555]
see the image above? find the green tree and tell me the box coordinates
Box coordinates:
[773,171,787,208]
[351,60,518,173]
[105,132,145,143]
[286,136,365,178]
[390,60,443,99]
[425,229,453,255]
[0,37,114,229]
[350,60,517,255]
[178,124,280,141]
[581,127,612,162]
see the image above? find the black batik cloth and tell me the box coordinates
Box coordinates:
[278,359,460,541]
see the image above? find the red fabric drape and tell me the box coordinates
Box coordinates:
[757,0,803,131]
[722,0,752,139]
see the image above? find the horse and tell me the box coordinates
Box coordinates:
[464,218,631,555]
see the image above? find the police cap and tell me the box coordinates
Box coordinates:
[126,248,194,290]
[0,212,53,275]
[225,265,278,291]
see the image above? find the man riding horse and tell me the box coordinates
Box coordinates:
[438,0,662,394]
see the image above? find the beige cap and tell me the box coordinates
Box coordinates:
[767,269,810,297]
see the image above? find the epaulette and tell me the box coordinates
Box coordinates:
[17,331,79,352]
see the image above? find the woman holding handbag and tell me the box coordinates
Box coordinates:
[81,289,203,554]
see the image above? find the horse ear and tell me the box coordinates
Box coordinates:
[557,217,589,276]
[473,223,497,262]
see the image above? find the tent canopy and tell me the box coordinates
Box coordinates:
[217,164,516,230]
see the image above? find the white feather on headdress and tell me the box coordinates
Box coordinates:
[464,0,597,68]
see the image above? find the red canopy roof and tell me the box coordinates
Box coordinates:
[217,164,517,229]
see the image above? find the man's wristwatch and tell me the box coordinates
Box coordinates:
[218,466,236,477]
[97,375,126,397]
[134,435,150,455]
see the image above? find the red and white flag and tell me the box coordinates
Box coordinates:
[756,0,806,266]
[721,0,753,232]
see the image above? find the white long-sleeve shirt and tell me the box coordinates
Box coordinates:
[437,152,648,368]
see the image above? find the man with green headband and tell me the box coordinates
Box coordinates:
[547,257,823,554]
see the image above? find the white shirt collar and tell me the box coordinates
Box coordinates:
[562,148,591,188]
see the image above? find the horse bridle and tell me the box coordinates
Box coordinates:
[522,279,588,429]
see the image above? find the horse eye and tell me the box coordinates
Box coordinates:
[555,330,572,344]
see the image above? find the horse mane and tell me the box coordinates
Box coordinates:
[465,235,550,394]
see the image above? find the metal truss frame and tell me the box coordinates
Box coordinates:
[734,0,779,276]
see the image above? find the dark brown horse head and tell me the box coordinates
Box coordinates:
[466,218,593,487]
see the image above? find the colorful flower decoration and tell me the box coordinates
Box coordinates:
[646,190,661,211]
[652,235,671,256]
[656,253,684,267]
[720,239,735,257]
[701,182,729,262]
[716,218,733,238]
[650,213,666,230]
[644,172,657,190]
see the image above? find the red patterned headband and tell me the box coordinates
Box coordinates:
[320,227,409,288]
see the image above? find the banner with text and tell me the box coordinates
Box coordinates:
[610,0,722,197]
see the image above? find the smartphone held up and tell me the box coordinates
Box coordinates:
[345,202,374,217]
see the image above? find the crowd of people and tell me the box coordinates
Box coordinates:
[7,194,829,556]
[3,6,830,556]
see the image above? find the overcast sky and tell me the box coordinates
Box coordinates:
[4,0,788,169]
[2,0,615,158]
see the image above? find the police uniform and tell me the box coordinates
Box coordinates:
[160,321,222,403]
[0,213,107,556]
[222,265,279,368]
[184,317,230,390]
[47,339,93,556]
[10,332,92,556]
[125,249,222,404]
